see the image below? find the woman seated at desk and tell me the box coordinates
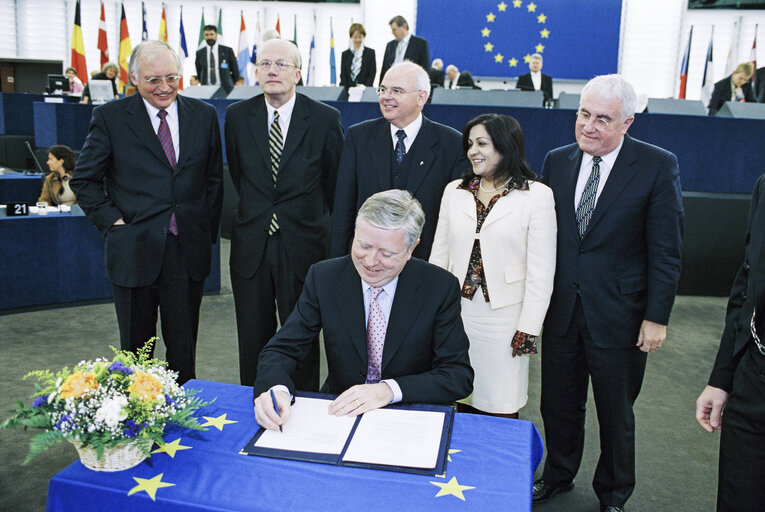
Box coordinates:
[430,114,556,419]
[38,145,77,206]
[80,63,119,104]
[65,67,84,96]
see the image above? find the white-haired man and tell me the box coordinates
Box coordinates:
[534,75,684,512]
[516,53,553,102]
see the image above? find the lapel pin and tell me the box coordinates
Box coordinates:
[420,161,424,166]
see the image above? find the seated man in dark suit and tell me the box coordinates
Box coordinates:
[253,190,474,429]
[446,65,479,89]
[708,62,755,115]
[516,53,553,103]
[756,66,765,103]
[380,15,430,84]
[428,58,445,88]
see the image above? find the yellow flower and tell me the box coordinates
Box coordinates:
[59,371,99,399]
[129,372,163,402]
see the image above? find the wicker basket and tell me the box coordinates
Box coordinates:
[70,438,153,472]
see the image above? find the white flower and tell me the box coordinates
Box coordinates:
[94,396,128,428]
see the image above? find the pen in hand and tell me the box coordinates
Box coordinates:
[269,389,283,433]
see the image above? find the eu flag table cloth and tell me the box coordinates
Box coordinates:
[46,379,543,511]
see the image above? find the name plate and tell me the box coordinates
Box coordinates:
[6,203,29,216]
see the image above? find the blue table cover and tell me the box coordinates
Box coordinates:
[0,172,43,203]
[46,379,543,512]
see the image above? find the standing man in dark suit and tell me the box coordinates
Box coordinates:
[330,61,466,261]
[696,174,765,511]
[225,38,343,390]
[516,53,553,103]
[195,25,239,93]
[533,74,684,512]
[380,15,430,84]
[253,190,473,429]
[71,40,223,384]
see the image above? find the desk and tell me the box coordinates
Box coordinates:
[46,379,543,511]
[0,171,44,203]
[0,206,221,310]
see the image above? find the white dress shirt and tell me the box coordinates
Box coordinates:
[389,113,423,154]
[361,277,402,403]
[265,93,296,140]
[204,43,220,85]
[142,98,179,159]
[574,138,624,210]
[530,71,542,91]
[394,34,411,63]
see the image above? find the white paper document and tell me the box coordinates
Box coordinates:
[254,397,356,454]
[341,408,446,469]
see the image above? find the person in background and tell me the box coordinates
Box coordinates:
[380,15,430,84]
[340,23,376,90]
[428,58,445,88]
[80,62,119,103]
[189,75,200,86]
[446,65,478,89]
[65,67,84,96]
[195,25,239,93]
[38,145,77,206]
[708,62,755,116]
[516,53,553,103]
[430,114,556,419]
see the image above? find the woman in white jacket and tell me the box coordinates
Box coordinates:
[430,114,557,417]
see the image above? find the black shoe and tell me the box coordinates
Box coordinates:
[532,479,575,503]
[601,507,624,512]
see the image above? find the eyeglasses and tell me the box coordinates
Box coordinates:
[142,75,181,86]
[376,86,421,98]
[576,111,612,130]
[256,60,298,71]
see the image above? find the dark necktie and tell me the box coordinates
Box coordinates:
[395,129,406,165]
[157,109,178,235]
[209,48,217,85]
[366,287,386,383]
[268,111,283,236]
[575,156,601,237]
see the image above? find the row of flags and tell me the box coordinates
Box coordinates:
[678,24,759,102]
[69,1,341,92]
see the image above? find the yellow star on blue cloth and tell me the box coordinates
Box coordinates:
[509,58,519,67]
[494,53,504,63]
[152,437,192,458]
[484,42,494,52]
[541,28,550,38]
[127,473,175,501]
[430,476,476,501]
[498,1,508,11]
[446,449,461,462]
[524,53,532,63]
[513,0,523,7]
[535,43,545,53]
[486,12,496,22]
[201,413,237,431]
[527,2,537,12]
[482,27,491,37]
[538,13,547,23]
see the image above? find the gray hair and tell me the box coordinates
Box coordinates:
[446,64,459,74]
[262,29,281,42]
[580,74,637,121]
[389,15,408,29]
[259,38,302,69]
[129,40,181,78]
[432,58,443,69]
[530,53,543,63]
[356,190,425,250]
[385,61,431,96]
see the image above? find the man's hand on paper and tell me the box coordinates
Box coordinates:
[328,383,394,417]
[254,390,291,430]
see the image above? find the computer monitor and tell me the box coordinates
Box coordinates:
[47,74,68,94]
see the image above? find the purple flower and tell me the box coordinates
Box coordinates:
[164,394,176,407]
[123,428,136,438]
[108,361,133,375]
[32,396,47,408]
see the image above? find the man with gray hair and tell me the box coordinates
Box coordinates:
[533,74,684,511]
[380,15,430,83]
[516,53,553,103]
[331,61,466,261]
[72,40,223,384]
[253,189,473,429]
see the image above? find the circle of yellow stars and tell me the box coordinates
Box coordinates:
[481,1,550,69]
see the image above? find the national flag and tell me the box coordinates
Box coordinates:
[70,0,88,85]
[158,4,168,43]
[118,2,131,92]
[97,0,109,69]
[724,21,738,76]
[237,12,250,85]
[678,26,693,99]
[701,27,715,109]
[329,17,336,85]
[276,15,281,35]
[249,13,261,85]
[306,14,317,86]
[178,6,189,89]
[751,24,758,89]
[293,14,297,45]
[198,10,206,49]
[217,8,223,38]
[141,2,148,41]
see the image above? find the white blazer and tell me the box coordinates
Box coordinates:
[429,178,557,335]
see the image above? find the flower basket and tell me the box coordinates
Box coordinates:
[70,438,153,472]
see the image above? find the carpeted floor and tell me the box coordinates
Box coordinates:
[0,239,726,511]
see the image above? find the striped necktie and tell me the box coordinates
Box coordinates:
[268,111,283,236]
[575,156,601,237]
[157,109,178,235]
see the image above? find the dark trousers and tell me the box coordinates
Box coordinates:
[540,297,647,508]
[717,343,765,511]
[231,232,320,390]
[112,234,204,385]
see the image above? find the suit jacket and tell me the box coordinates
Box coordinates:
[756,67,765,103]
[380,35,430,84]
[448,71,479,89]
[516,72,553,102]
[330,116,468,260]
[340,47,376,88]
[540,134,684,348]
[195,45,239,91]
[709,174,765,391]
[71,94,223,288]
[430,179,556,334]
[253,256,474,403]
[428,67,445,88]
[708,75,756,115]
[225,93,344,279]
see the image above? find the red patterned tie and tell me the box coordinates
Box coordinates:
[366,287,387,383]
[157,109,178,235]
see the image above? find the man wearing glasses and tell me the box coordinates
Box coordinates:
[331,61,466,261]
[224,38,343,390]
[72,41,223,384]
[533,74,684,512]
